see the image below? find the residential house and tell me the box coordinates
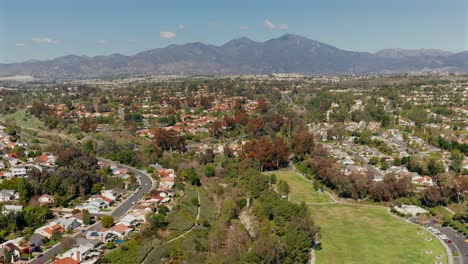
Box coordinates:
[75,203,100,214]
[1,243,21,262]
[101,224,133,238]
[88,197,109,208]
[85,231,117,243]
[56,217,81,231]
[2,205,23,215]
[120,215,140,227]
[52,257,80,264]
[71,211,85,224]
[76,237,103,250]
[159,176,175,189]
[416,176,434,186]
[11,166,27,177]
[37,223,65,239]
[35,152,56,167]
[101,188,124,201]
[29,233,47,247]
[60,245,92,263]
[0,190,18,201]
[0,237,23,262]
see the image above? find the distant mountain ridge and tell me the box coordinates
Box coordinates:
[0,34,466,78]
[374,48,454,59]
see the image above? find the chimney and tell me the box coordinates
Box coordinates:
[76,250,81,262]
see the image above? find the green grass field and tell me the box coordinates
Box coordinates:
[0,110,43,129]
[265,170,332,203]
[270,170,448,264]
[142,187,215,264]
[165,187,199,235]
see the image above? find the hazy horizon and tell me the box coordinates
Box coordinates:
[1,0,467,63]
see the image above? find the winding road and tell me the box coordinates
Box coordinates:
[29,158,153,264]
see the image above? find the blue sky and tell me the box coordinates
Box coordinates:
[0,0,466,63]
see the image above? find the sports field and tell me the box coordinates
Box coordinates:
[269,170,448,264]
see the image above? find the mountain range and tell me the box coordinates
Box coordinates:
[0,34,466,78]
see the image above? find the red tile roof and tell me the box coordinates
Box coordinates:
[44,224,64,236]
[52,257,80,264]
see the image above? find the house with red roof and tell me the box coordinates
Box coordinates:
[416,176,434,186]
[52,257,80,264]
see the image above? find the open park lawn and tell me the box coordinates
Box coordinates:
[0,110,43,129]
[266,170,332,203]
[270,170,448,264]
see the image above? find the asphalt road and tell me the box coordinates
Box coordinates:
[409,217,467,264]
[29,159,153,264]
[430,224,468,264]
[350,151,385,180]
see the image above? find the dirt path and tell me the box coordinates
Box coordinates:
[239,208,256,238]
[140,190,201,264]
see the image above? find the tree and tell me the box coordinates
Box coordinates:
[152,128,186,153]
[408,106,428,127]
[369,157,379,165]
[427,158,445,176]
[91,183,103,195]
[370,174,413,202]
[158,205,170,215]
[209,121,222,138]
[393,158,402,166]
[257,97,268,113]
[221,198,239,224]
[82,139,95,154]
[151,213,167,229]
[180,168,201,186]
[204,165,215,177]
[380,161,389,170]
[199,148,215,164]
[29,101,49,118]
[421,186,444,207]
[83,210,91,225]
[291,129,315,160]
[248,117,265,136]
[277,180,290,196]
[242,137,290,171]
[101,215,114,228]
[283,230,311,264]
[17,177,30,202]
[359,130,372,145]
[106,241,116,249]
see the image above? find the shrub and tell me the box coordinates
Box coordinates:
[238,198,247,209]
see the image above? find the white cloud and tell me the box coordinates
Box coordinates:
[263,19,288,30]
[160,31,176,39]
[178,24,185,30]
[96,39,110,45]
[31,37,57,44]
[239,25,249,30]
[264,19,276,29]
[15,43,25,47]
